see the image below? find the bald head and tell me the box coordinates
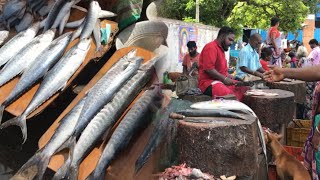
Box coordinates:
[249,33,262,50]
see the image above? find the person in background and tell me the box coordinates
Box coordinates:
[297,45,309,68]
[236,33,265,80]
[308,39,320,66]
[182,41,200,76]
[264,65,320,179]
[288,51,298,68]
[260,47,273,71]
[198,26,248,101]
[266,17,282,67]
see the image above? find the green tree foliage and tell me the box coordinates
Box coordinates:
[158,0,319,32]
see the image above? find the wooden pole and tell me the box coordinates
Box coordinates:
[196,0,199,22]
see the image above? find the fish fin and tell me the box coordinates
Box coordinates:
[14,149,50,180]
[52,156,71,180]
[0,104,5,124]
[0,115,27,144]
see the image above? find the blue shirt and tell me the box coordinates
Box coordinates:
[236,43,261,78]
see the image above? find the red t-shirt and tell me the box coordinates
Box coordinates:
[269,27,280,39]
[182,53,200,75]
[260,60,269,71]
[198,40,228,92]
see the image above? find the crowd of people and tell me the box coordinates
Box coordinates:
[178,17,320,179]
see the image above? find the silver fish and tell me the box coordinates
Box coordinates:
[87,86,162,180]
[0,38,91,144]
[37,0,55,17]
[80,0,100,40]
[93,18,101,52]
[0,22,39,67]
[13,97,86,180]
[14,11,33,32]
[0,32,73,123]
[0,29,55,88]
[71,19,85,41]
[51,0,74,29]
[43,0,66,31]
[2,0,26,20]
[54,57,158,180]
[0,30,9,46]
[64,10,116,28]
[58,9,71,35]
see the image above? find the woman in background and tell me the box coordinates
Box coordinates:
[266,17,282,67]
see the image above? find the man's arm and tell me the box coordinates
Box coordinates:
[182,65,188,75]
[264,65,320,82]
[204,69,234,85]
[240,66,264,78]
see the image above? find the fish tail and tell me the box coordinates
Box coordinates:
[52,156,71,180]
[0,104,5,124]
[66,164,80,180]
[13,149,50,180]
[0,115,27,144]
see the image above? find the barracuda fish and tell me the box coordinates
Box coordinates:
[0,22,39,67]
[14,11,33,32]
[135,99,193,173]
[51,0,74,29]
[0,32,73,124]
[0,29,55,88]
[0,38,91,144]
[80,0,100,40]
[174,109,246,120]
[43,0,66,31]
[53,58,158,180]
[93,19,101,52]
[12,97,86,180]
[0,30,9,45]
[87,86,163,180]
[65,8,116,29]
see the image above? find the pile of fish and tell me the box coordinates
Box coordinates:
[0,0,116,141]
[11,49,162,180]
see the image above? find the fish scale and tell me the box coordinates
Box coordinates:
[88,85,162,180]
[53,57,159,180]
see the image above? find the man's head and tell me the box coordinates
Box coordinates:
[309,39,318,49]
[271,17,280,27]
[217,26,235,51]
[187,41,197,56]
[249,33,262,50]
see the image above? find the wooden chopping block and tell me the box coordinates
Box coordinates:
[266,80,306,104]
[243,89,295,133]
[38,47,158,180]
[176,114,258,177]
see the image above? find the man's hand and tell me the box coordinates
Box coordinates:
[223,77,234,86]
[263,65,285,82]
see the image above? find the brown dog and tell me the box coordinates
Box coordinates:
[264,130,311,180]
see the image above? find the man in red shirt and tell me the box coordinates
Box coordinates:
[182,41,200,76]
[198,26,248,101]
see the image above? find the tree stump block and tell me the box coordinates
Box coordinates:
[243,89,295,132]
[266,80,306,104]
[180,94,211,103]
[177,114,258,177]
